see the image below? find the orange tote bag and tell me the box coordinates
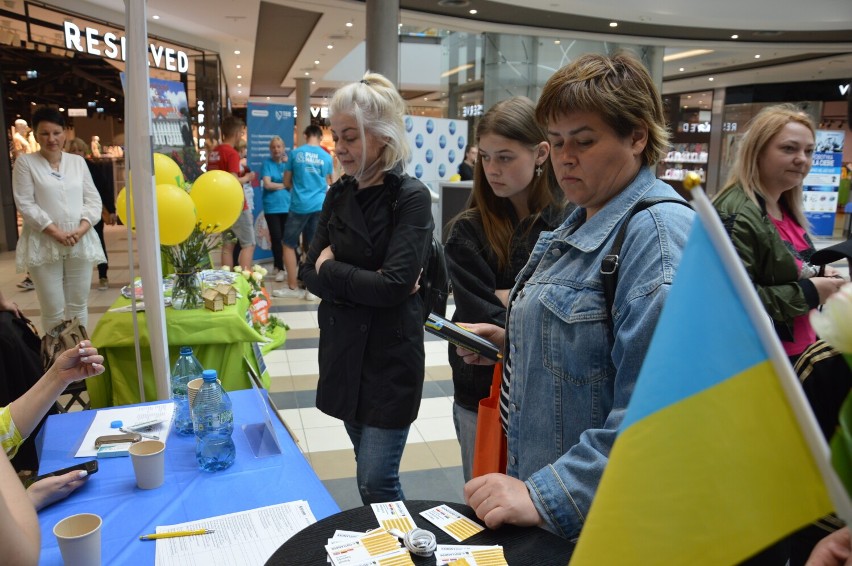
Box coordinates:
[472,362,508,477]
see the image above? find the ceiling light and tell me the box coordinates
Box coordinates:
[754,54,761,59]
[234,50,240,55]
[311,81,316,85]
[663,49,714,62]
[109,97,116,102]
[327,44,333,49]
[236,64,241,69]
[266,97,270,100]
[687,95,692,99]
[238,90,242,94]
[609,22,618,27]
[10,80,17,85]
[237,75,242,79]
[554,40,560,45]
[424,97,428,101]
[237,83,242,87]
[304,72,310,76]
[731,34,739,39]
[59,107,65,112]
[708,77,714,81]
[152,14,160,20]
[469,9,477,14]
[346,21,353,27]
[679,67,685,72]
[314,60,320,65]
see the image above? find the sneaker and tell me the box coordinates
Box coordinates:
[274,269,286,282]
[304,290,319,301]
[272,287,303,299]
[17,277,34,291]
[98,277,109,291]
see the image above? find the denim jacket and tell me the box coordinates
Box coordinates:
[504,167,694,539]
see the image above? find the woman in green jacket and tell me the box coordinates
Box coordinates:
[713,104,845,363]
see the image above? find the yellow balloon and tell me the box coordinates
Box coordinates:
[190,170,243,233]
[115,186,136,229]
[156,184,197,245]
[154,153,185,187]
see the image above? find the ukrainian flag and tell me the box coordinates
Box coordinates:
[571,190,836,565]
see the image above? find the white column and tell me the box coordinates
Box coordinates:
[125,0,170,401]
[366,0,399,86]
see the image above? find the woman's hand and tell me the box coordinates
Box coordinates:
[455,322,504,365]
[812,276,847,304]
[805,527,852,566]
[316,246,335,273]
[464,473,543,530]
[410,269,423,295]
[26,470,89,511]
[52,340,105,385]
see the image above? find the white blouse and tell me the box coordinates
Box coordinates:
[12,152,106,271]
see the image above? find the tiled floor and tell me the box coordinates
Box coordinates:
[0,223,466,512]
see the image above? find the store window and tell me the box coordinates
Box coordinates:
[658,90,713,197]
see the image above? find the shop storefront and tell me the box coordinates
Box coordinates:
[1,1,228,251]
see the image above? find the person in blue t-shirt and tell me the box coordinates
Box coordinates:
[273,125,334,299]
[261,136,291,281]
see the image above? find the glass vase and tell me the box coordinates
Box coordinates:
[172,271,203,310]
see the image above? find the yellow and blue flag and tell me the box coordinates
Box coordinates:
[571,190,836,565]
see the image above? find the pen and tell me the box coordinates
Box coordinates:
[119,427,158,440]
[139,529,215,541]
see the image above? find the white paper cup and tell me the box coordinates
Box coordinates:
[129,440,166,489]
[187,377,221,409]
[54,513,102,566]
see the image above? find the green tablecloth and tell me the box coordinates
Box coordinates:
[88,276,285,408]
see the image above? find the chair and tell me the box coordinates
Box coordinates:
[55,381,90,413]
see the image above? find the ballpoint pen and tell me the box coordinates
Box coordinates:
[120,427,159,440]
[139,529,215,541]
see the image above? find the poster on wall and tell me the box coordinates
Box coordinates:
[803,129,844,236]
[245,102,295,262]
[404,115,468,190]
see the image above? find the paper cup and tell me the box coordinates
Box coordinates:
[187,377,221,409]
[54,513,102,566]
[129,440,166,489]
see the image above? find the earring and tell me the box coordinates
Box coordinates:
[535,165,542,178]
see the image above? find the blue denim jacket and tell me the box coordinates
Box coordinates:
[505,167,694,539]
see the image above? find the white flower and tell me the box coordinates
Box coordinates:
[221,265,231,272]
[259,267,268,276]
[234,266,243,273]
[252,264,263,272]
[251,272,263,283]
[242,270,251,280]
[810,283,852,353]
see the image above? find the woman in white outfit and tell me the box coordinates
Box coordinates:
[12,107,105,334]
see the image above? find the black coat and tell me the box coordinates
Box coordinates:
[300,168,434,428]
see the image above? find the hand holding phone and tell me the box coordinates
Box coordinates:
[26,460,98,487]
[25,461,97,510]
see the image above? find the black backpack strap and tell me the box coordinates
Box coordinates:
[601,198,692,328]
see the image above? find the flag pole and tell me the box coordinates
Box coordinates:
[684,173,852,523]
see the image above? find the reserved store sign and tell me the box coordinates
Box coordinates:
[64,22,189,73]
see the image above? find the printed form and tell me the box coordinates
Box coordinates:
[154,500,316,566]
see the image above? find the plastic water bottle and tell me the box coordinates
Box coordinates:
[193,369,235,472]
[171,346,202,435]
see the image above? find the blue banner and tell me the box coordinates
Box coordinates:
[803,130,844,236]
[245,103,295,262]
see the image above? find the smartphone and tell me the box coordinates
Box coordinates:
[424,312,501,362]
[94,432,142,448]
[25,460,98,487]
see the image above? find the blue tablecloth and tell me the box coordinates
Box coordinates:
[35,389,339,565]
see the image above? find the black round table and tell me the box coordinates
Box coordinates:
[266,500,574,565]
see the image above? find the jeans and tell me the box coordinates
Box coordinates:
[452,402,477,483]
[29,256,95,333]
[344,421,409,504]
[265,212,288,271]
[282,211,320,251]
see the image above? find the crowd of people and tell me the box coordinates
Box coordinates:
[3,50,850,565]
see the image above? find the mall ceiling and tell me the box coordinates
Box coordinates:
[1,0,850,115]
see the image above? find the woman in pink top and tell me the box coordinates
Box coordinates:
[713,104,846,363]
